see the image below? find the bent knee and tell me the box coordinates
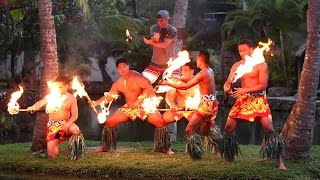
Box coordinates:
[106,120,117,128]
[69,125,80,134]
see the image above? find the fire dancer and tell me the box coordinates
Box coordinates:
[222,39,286,170]
[142,10,178,84]
[162,63,197,121]
[161,63,196,143]
[159,51,221,160]
[27,76,85,160]
[89,58,172,154]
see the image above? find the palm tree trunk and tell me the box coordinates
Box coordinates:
[172,0,188,53]
[279,29,289,88]
[281,0,320,160]
[31,0,59,151]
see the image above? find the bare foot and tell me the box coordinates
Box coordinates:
[95,146,108,153]
[166,149,174,155]
[278,161,286,171]
[276,158,286,171]
[215,150,221,157]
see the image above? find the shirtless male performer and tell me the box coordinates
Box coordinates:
[160,51,221,160]
[90,58,172,154]
[222,39,286,170]
[27,75,85,160]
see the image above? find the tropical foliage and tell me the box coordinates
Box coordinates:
[221,0,307,89]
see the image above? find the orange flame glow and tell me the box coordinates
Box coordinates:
[96,92,119,124]
[45,81,66,113]
[162,50,190,80]
[141,96,163,114]
[184,86,201,110]
[71,76,89,98]
[126,29,133,42]
[232,39,273,82]
[7,85,24,115]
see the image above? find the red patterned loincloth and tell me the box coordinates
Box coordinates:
[119,104,149,121]
[46,118,68,143]
[195,94,219,121]
[228,91,272,122]
[171,110,195,121]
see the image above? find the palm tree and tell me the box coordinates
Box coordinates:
[172,0,188,53]
[281,0,320,160]
[31,0,59,151]
[31,0,91,151]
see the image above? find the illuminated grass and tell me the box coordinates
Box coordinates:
[0,141,320,179]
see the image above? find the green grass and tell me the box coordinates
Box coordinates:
[1,141,320,179]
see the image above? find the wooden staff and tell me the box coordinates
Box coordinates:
[85,95,98,114]
[157,109,193,112]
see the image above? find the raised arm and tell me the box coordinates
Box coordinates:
[223,63,238,92]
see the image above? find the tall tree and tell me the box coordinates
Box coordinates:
[172,0,188,53]
[281,0,320,160]
[31,0,59,151]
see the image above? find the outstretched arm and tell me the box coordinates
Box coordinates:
[27,96,47,111]
[90,83,119,107]
[160,72,203,90]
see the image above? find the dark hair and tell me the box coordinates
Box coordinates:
[198,51,210,64]
[116,58,129,67]
[55,75,70,85]
[238,39,255,48]
[183,62,195,70]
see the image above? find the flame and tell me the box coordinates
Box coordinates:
[97,100,109,124]
[162,50,190,80]
[96,92,119,124]
[72,76,88,98]
[7,85,24,115]
[184,86,201,110]
[232,39,273,83]
[141,96,163,114]
[126,29,132,42]
[46,81,66,113]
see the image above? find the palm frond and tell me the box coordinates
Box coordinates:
[74,0,91,21]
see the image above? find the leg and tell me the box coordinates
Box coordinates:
[202,120,222,156]
[162,111,177,124]
[146,111,166,128]
[260,117,286,170]
[66,123,80,136]
[224,118,238,134]
[185,115,204,136]
[162,111,177,142]
[47,139,60,158]
[148,112,173,154]
[185,114,206,160]
[221,118,240,162]
[200,120,211,136]
[67,124,85,160]
[106,110,131,128]
[98,110,130,152]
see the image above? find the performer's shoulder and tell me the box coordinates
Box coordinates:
[66,92,77,101]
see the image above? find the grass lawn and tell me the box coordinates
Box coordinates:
[0,141,320,179]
